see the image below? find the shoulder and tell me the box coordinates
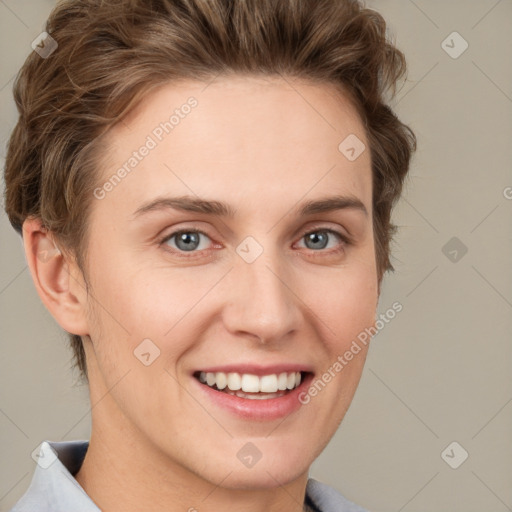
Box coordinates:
[306,478,370,512]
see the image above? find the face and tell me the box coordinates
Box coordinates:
[81,75,378,489]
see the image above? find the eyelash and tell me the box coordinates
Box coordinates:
[158,226,351,259]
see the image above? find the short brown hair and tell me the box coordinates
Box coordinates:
[3,0,416,384]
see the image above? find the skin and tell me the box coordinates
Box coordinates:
[23,75,379,512]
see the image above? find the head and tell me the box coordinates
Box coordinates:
[4,0,415,491]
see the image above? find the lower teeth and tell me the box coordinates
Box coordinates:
[198,382,291,399]
[222,388,288,400]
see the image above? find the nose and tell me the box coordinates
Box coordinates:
[221,243,302,345]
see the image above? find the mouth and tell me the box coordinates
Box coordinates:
[193,370,307,400]
[192,364,315,420]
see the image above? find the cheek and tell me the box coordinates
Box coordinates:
[306,262,378,347]
[87,260,213,367]
[88,251,189,326]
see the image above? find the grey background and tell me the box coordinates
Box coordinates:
[1,1,511,511]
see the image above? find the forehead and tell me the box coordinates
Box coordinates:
[94,75,371,219]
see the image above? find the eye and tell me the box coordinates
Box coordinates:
[296,228,348,253]
[160,229,213,254]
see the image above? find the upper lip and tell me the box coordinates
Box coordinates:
[194,364,314,376]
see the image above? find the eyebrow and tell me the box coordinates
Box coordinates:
[131,194,368,219]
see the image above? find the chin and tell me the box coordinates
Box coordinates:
[215,461,310,491]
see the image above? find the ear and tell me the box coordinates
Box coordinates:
[22,217,90,337]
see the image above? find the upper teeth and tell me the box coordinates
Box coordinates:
[199,371,301,393]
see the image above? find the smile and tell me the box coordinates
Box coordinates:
[195,371,303,399]
[192,363,314,419]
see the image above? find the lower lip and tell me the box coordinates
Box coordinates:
[193,373,314,421]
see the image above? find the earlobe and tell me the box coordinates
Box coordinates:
[22,217,90,337]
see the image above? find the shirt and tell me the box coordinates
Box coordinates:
[9,440,368,512]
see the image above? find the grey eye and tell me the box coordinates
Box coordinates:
[301,230,341,251]
[165,231,210,252]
